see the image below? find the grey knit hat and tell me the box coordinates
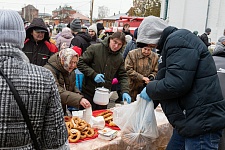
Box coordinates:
[88,24,97,34]
[0,9,25,48]
[70,18,81,32]
[137,16,168,45]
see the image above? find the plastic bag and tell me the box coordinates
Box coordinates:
[114,95,159,148]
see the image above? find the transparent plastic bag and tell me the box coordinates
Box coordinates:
[115,95,159,148]
[113,101,138,128]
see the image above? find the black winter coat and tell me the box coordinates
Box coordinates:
[147,26,225,137]
[200,33,211,47]
[70,32,91,54]
[22,18,58,66]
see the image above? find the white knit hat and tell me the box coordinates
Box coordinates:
[0,9,26,48]
[88,24,97,34]
[137,16,168,45]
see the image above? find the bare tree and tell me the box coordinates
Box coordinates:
[98,6,109,19]
[132,0,161,17]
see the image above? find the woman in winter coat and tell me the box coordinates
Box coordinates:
[44,48,91,114]
[125,44,158,102]
[56,27,73,50]
[0,10,69,149]
[77,32,131,110]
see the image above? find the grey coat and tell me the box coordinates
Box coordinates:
[0,43,68,149]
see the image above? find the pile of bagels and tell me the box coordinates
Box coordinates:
[64,116,95,143]
[97,110,117,127]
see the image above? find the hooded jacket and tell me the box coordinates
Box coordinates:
[22,18,58,66]
[56,27,74,50]
[146,26,225,137]
[44,52,83,113]
[77,37,129,97]
[70,32,91,54]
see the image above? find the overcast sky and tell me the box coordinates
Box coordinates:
[0,0,133,18]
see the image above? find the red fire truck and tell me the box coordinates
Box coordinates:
[105,16,144,35]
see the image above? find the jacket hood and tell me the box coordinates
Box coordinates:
[61,27,73,39]
[157,26,178,54]
[137,16,168,45]
[76,32,91,43]
[26,18,50,41]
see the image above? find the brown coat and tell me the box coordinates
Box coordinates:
[44,52,83,113]
[125,48,158,101]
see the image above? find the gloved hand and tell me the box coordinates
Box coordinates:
[94,74,105,83]
[122,93,131,104]
[140,87,151,101]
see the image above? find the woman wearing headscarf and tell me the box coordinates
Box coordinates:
[125,42,158,102]
[44,48,91,114]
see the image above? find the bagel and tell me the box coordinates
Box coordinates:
[108,120,117,127]
[80,131,87,139]
[75,120,88,131]
[85,127,95,138]
[97,110,112,116]
[103,113,112,118]
[68,129,81,143]
[104,116,113,122]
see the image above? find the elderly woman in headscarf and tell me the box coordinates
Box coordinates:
[44,48,91,114]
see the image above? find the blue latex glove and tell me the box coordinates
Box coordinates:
[94,74,105,83]
[122,93,131,104]
[140,87,151,101]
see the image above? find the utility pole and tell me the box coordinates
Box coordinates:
[90,0,94,25]
[24,4,26,19]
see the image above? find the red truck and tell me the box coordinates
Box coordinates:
[105,16,144,35]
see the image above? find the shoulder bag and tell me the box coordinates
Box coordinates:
[0,68,41,150]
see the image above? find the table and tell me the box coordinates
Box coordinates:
[69,110,172,150]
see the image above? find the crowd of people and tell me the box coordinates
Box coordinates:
[1,9,225,149]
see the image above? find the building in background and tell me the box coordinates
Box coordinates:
[160,0,225,43]
[52,5,76,25]
[21,5,38,22]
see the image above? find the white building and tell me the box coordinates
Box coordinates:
[160,0,225,43]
